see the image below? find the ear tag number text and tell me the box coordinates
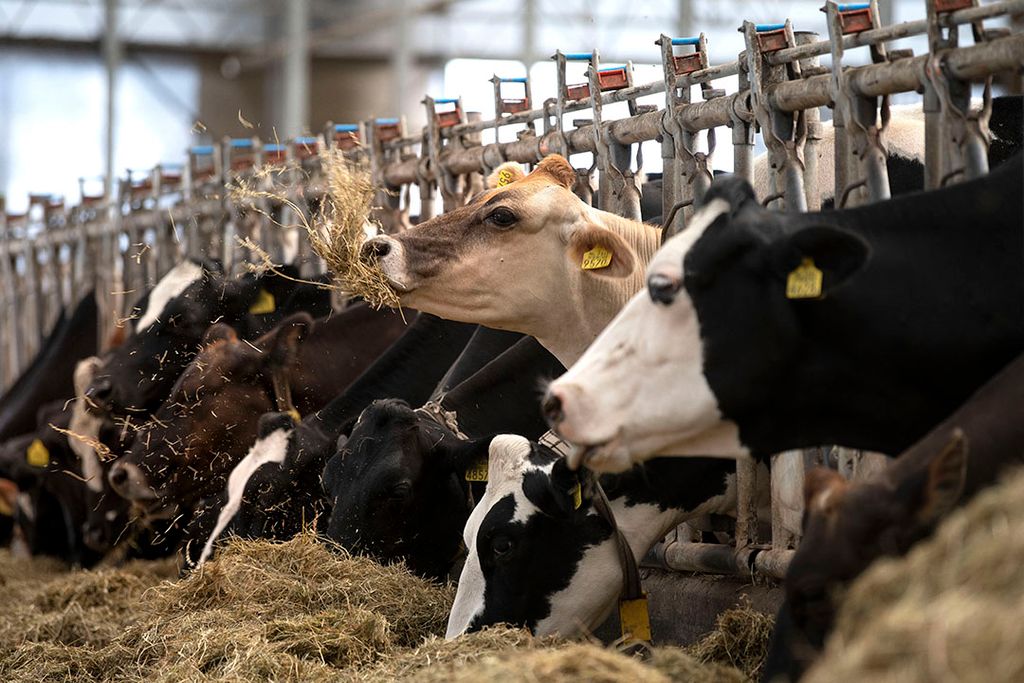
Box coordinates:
[465,458,489,482]
[582,246,613,270]
[786,258,823,299]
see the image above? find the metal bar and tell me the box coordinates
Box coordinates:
[767,0,1024,66]
[657,540,793,580]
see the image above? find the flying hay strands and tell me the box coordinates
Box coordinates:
[228,150,399,310]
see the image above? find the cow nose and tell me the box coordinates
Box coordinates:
[542,389,564,427]
[87,377,113,406]
[108,463,129,490]
[360,237,391,262]
[647,273,680,305]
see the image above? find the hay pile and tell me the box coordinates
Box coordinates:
[0,533,756,682]
[806,466,1024,682]
[688,599,775,681]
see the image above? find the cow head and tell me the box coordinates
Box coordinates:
[360,155,657,365]
[86,260,261,417]
[322,399,491,582]
[447,435,639,638]
[109,314,313,517]
[545,176,870,471]
[774,431,967,676]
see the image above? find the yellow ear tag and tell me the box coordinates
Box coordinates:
[249,288,276,315]
[786,258,823,299]
[582,246,613,270]
[619,595,653,644]
[286,408,301,423]
[465,458,489,482]
[26,439,50,468]
[0,496,12,517]
[570,481,582,510]
[496,168,516,187]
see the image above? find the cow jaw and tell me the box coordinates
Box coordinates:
[548,198,750,472]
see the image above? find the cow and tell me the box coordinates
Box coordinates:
[86,260,329,419]
[320,336,563,581]
[445,434,760,638]
[763,350,1024,682]
[184,314,480,566]
[0,291,97,441]
[108,304,406,521]
[544,154,1024,472]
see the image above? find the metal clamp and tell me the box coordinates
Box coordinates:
[742,20,808,211]
[328,123,362,152]
[491,76,532,115]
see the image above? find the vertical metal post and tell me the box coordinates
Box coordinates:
[283,0,310,137]
[392,0,413,116]
[796,32,823,211]
[100,0,122,349]
[732,58,755,186]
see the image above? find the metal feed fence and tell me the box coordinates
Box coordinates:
[1,0,1021,580]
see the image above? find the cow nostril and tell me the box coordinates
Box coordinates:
[108,464,128,488]
[542,391,564,426]
[88,378,113,402]
[647,273,680,305]
[361,239,391,262]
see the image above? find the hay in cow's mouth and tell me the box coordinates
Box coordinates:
[228,150,399,310]
[0,532,754,682]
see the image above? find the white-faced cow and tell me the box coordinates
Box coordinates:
[446,435,766,638]
[764,350,1024,682]
[545,154,1024,472]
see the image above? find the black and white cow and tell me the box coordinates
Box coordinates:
[187,315,480,566]
[446,435,763,637]
[321,336,563,581]
[545,153,1024,472]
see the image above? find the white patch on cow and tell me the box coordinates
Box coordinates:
[447,434,541,639]
[70,357,106,493]
[17,493,35,522]
[135,260,204,331]
[196,427,291,566]
[552,199,749,473]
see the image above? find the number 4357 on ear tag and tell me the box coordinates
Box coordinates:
[786,258,823,299]
[582,246,613,270]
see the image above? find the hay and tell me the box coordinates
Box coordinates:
[0,534,755,682]
[806,466,1024,683]
[685,597,774,681]
[308,150,399,309]
[229,149,399,309]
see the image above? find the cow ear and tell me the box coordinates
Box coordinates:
[567,225,637,279]
[523,454,585,518]
[262,313,314,367]
[486,162,526,189]
[257,411,298,439]
[803,468,848,516]
[533,155,577,190]
[768,225,870,297]
[915,429,968,525]
[202,322,238,347]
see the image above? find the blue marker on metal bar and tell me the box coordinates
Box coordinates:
[837,3,871,10]
[563,52,592,61]
[598,66,626,73]
[434,98,460,104]
[263,144,285,152]
[230,138,253,148]
[294,136,318,145]
[190,145,214,155]
[498,76,528,83]
[375,118,400,125]
[334,123,358,132]
[671,37,701,46]
[755,23,787,32]
[162,163,184,171]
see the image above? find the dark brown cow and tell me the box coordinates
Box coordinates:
[764,351,1024,682]
[108,304,407,520]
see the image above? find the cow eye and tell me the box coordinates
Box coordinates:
[491,535,514,558]
[486,207,517,229]
[388,481,412,500]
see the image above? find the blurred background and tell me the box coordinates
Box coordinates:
[0,0,1012,211]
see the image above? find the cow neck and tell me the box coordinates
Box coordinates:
[540,213,662,366]
[725,157,1024,457]
[311,316,477,434]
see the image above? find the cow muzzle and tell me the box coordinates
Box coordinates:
[359,236,413,292]
[108,461,157,502]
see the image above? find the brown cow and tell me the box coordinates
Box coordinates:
[108,304,408,519]
[361,155,662,365]
[765,350,1024,682]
